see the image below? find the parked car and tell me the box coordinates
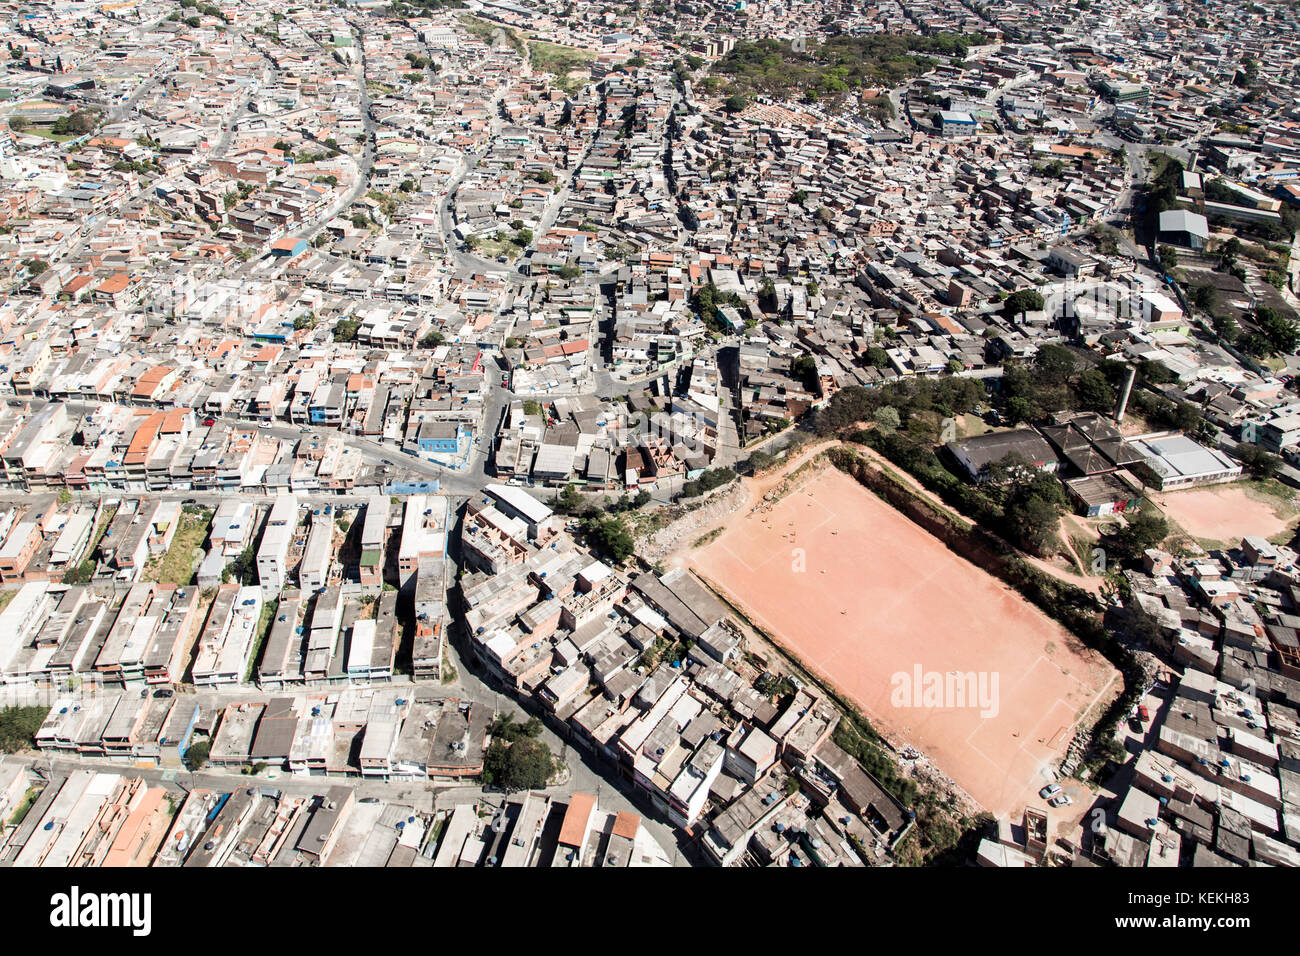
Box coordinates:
[202,418,215,426]
[1136,704,1150,722]
[257,421,272,429]
[153,688,174,699]
[1039,783,1062,799]
[1048,793,1073,808]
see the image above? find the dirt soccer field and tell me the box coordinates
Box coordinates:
[1156,483,1298,545]
[689,465,1117,817]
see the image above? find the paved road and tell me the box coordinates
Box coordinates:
[293,24,375,244]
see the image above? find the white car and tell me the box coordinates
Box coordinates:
[1048,794,1073,808]
[1039,783,1062,800]
[257,421,272,430]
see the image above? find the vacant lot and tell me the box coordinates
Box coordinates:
[146,507,212,586]
[689,465,1116,816]
[528,40,595,87]
[1157,481,1299,546]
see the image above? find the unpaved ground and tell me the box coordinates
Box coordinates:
[688,463,1119,818]
[1155,482,1300,546]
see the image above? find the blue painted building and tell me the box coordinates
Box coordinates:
[416,420,471,459]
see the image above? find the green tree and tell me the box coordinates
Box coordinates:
[183,739,210,772]
[1138,360,1178,385]
[1211,312,1238,344]
[579,513,635,562]
[1235,442,1281,479]
[556,483,586,516]
[482,736,556,791]
[792,354,818,392]
[1075,368,1116,413]
[1033,344,1077,382]
[873,405,900,434]
[1109,509,1169,560]
[332,318,361,343]
[1256,306,1299,354]
[864,346,891,368]
[0,705,49,752]
[489,713,543,742]
[1001,471,1068,556]
[1004,395,1038,425]
[1004,289,1045,316]
[222,543,257,584]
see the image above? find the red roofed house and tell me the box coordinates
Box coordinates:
[556,792,598,864]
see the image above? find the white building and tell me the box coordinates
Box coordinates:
[256,493,298,591]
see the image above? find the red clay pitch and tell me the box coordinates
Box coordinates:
[689,466,1117,817]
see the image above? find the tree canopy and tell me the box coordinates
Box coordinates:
[483,736,556,791]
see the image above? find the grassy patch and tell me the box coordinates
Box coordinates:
[1241,478,1300,511]
[243,600,278,683]
[7,786,39,826]
[62,503,118,584]
[832,713,917,807]
[145,506,212,586]
[458,14,524,53]
[1147,150,1178,184]
[711,33,982,102]
[0,705,50,753]
[637,635,693,672]
[441,659,458,685]
[960,413,990,438]
[528,40,594,91]
[0,589,16,615]
[470,235,518,260]
[1069,534,1097,574]
[426,812,448,853]
[24,127,76,143]
[693,527,723,549]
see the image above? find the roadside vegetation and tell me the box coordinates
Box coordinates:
[0,705,50,753]
[483,714,557,791]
